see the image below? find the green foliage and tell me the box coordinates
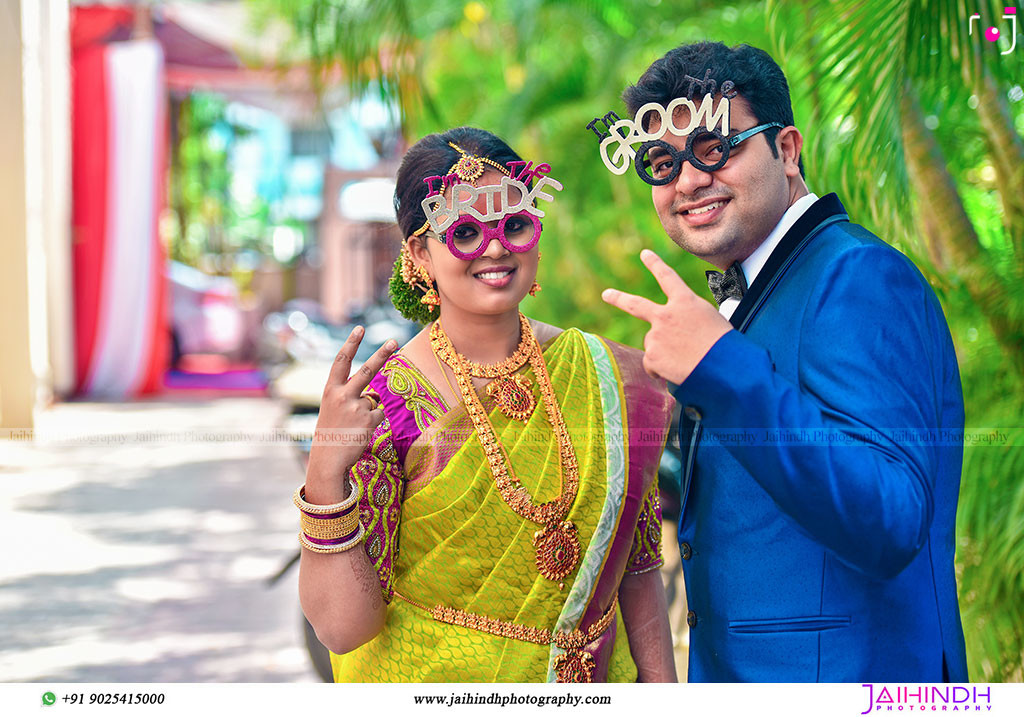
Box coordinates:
[949,307,1024,681]
[168,93,272,273]
[942,275,1024,681]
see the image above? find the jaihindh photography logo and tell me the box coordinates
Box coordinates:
[860,684,993,713]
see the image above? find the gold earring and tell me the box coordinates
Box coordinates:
[400,241,420,288]
[529,281,541,297]
[418,266,440,311]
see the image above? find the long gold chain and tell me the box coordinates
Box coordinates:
[430,315,581,585]
[430,316,578,525]
[431,345,460,405]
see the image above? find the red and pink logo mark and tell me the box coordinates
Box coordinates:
[970,7,1018,54]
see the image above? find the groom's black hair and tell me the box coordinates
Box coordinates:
[623,41,804,176]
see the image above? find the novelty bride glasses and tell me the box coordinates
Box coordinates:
[415,153,561,259]
[636,122,784,185]
[434,210,542,260]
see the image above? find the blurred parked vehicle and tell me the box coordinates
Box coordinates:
[263,300,416,408]
[167,261,245,366]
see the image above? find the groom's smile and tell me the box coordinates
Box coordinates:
[650,96,790,271]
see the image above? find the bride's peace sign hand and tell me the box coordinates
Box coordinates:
[305,326,398,502]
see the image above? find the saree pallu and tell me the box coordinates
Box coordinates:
[331,328,671,682]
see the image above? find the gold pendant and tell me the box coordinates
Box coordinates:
[486,374,536,422]
[554,648,596,683]
[533,520,580,584]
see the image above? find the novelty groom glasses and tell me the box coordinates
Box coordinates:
[585,70,784,185]
[636,122,784,185]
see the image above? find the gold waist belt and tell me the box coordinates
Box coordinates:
[393,590,618,683]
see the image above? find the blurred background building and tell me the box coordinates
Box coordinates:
[1,0,407,428]
[0,1,418,683]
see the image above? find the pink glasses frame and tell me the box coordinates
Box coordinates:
[442,210,542,261]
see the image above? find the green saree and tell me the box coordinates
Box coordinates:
[331,327,671,682]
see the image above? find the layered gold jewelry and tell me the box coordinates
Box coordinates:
[294,480,366,553]
[400,252,440,312]
[434,317,536,422]
[394,591,617,683]
[429,314,581,586]
[453,323,532,378]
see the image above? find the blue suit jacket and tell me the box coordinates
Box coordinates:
[673,194,968,682]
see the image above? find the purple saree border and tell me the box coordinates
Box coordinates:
[306,526,362,545]
[580,338,673,633]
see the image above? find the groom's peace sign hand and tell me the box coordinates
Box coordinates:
[602,249,732,384]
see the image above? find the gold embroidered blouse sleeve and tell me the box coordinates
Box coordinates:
[349,417,404,602]
[625,484,664,575]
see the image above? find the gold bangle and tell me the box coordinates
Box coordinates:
[300,509,361,540]
[299,523,366,554]
[293,478,361,515]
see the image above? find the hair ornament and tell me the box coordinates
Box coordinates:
[447,142,511,185]
[450,147,485,183]
[390,240,437,323]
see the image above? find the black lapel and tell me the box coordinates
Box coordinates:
[729,193,848,330]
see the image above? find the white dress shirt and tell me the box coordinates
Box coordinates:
[717,193,819,320]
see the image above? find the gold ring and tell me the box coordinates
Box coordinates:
[360,388,381,411]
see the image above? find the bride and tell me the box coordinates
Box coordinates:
[295,126,676,683]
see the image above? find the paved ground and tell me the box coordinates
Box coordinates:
[0,395,689,683]
[0,397,319,683]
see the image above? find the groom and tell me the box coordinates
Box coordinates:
[599,42,968,682]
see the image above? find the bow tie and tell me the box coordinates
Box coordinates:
[705,261,748,306]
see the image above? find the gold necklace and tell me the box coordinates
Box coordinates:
[433,336,533,421]
[458,322,531,376]
[430,316,581,587]
[431,344,461,406]
[443,316,536,422]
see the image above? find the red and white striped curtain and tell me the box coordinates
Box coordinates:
[71,32,169,397]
